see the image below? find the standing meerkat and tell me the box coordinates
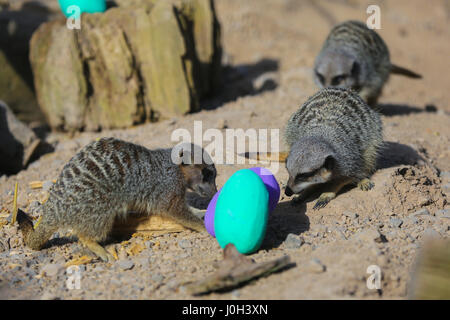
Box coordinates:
[284,87,383,209]
[314,20,421,106]
[17,138,217,262]
[242,88,383,209]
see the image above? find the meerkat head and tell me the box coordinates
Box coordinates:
[314,48,360,91]
[172,143,217,199]
[284,138,336,196]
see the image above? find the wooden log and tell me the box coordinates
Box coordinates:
[111,214,187,238]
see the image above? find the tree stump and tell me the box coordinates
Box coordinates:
[29,0,221,132]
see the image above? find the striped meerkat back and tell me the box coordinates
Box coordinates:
[326,20,389,65]
[285,88,382,154]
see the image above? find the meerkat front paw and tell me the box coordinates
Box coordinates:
[358,178,375,191]
[313,192,336,210]
[79,236,115,263]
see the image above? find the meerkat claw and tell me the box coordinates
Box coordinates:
[313,192,336,210]
[358,178,375,191]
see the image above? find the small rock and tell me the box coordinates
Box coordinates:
[411,208,430,216]
[354,228,387,243]
[151,273,165,283]
[40,292,59,300]
[178,239,191,249]
[435,209,450,219]
[231,290,241,299]
[136,257,150,267]
[93,266,105,273]
[117,259,134,271]
[390,218,403,228]
[144,241,153,249]
[439,171,450,180]
[417,196,432,206]
[343,211,358,219]
[216,119,228,129]
[443,183,450,193]
[284,233,304,249]
[253,72,278,92]
[41,263,63,277]
[305,258,326,273]
[117,248,128,260]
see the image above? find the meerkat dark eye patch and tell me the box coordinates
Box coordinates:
[295,171,316,181]
[324,155,335,170]
[315,70,325,85]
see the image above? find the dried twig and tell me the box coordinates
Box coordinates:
[184,244,292,295]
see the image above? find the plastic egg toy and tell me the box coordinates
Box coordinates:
[205,167,280,237]
[58,0,106,18]
[214,169,269,254]
[249,167,280,213]
[204,188,220,237]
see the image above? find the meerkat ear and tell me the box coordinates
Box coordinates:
[172,144,190,166]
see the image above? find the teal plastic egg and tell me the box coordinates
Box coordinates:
[58,0,106,18]
[214,169,269,254]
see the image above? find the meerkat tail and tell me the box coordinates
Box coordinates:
[390,64,422,78]
[16,209,57,250]
[239,151,289,163]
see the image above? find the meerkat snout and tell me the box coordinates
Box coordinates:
[314,49,360,89]
[180,164,217,198]
[285,139,335,196]
[175,143,218,199]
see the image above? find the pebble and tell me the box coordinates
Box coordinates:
[151,273,165,283]
[435,209,450,219]
[354,228,386,243]
[136,257,150,268]
[284,233,304,249]
[305,258,326,273]
[252,72,278,92]
[178,239,191,249]
[439,171,450,180]
[144,241,153,249]
[93,266,105,273]
[231,290,241,299]
[411,208,430,216]
[216,119,229,129]
[117,248,128,260]
[390,218,403,228]
[117,260,134,271]
[443,184,450,193]
[404,216,419,226]
[343,211,358,219]
[41,263,63,277]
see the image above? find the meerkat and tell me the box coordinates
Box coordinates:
[17,138,217,262]
[314,20,421,106]
[241,88,383,209]
[284,87,383,209]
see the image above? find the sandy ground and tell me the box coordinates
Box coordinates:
[0,0,449,299]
